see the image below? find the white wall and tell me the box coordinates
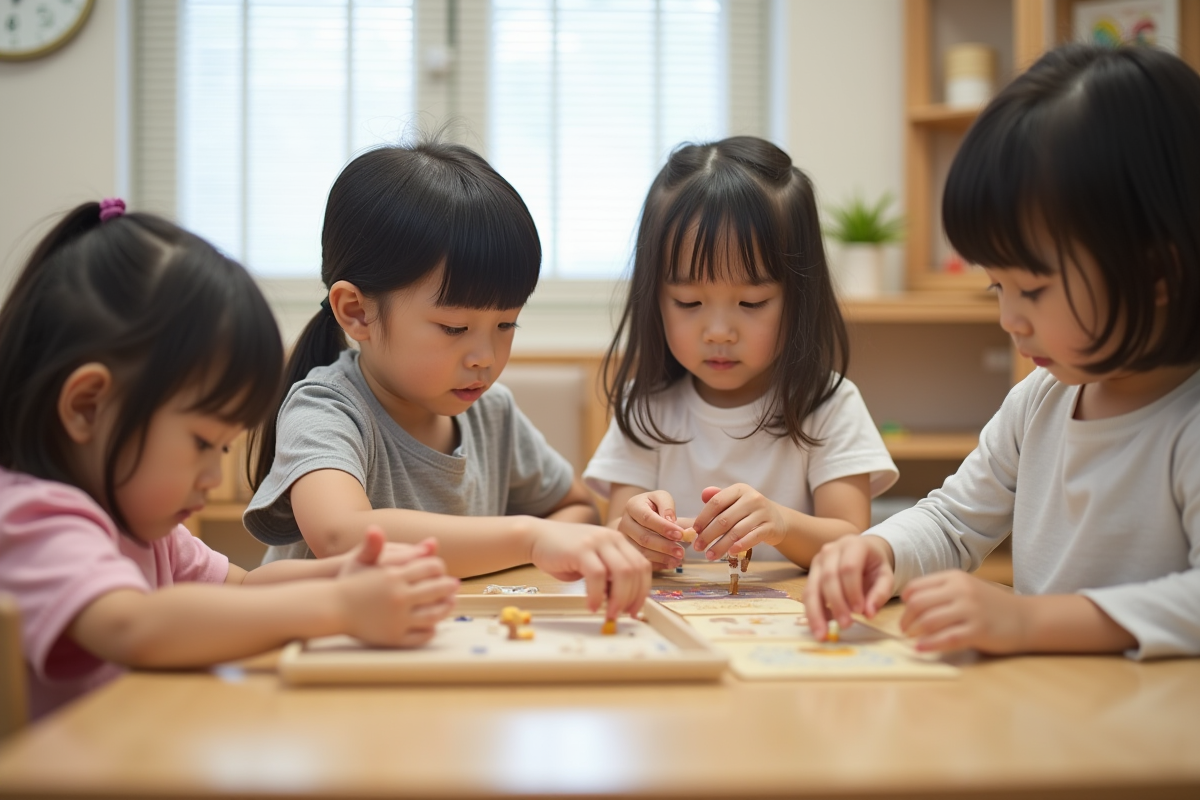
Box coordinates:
[0,0,128,296]
[0,1,905,321]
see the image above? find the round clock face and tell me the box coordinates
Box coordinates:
[1,0,94,61]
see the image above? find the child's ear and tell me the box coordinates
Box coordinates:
[57,363,114,444]
[329,280,373,343]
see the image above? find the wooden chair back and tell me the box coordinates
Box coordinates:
[0,592,29,739]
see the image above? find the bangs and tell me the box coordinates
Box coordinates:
[139,243,284,429]
[660,183,780,286]
[943,101,1064,276]
[433,185,542,309]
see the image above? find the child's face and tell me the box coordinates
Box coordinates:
[986,239,1112,385]
[112,392,243,542]
[659,275,783,408]
[361,269,522,420]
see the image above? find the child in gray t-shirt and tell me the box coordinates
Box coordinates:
[245,143,649,620]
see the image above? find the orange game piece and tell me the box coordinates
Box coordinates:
[600,619,618,636]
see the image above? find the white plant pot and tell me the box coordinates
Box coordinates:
[836,244,884,298]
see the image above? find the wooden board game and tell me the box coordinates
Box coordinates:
[278,595,728,685]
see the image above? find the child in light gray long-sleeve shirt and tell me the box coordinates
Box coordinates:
[804,44,1200,660]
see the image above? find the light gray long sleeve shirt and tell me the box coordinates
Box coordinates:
[870,367,1200,660]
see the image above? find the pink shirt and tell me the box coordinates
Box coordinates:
[0,467,229,719]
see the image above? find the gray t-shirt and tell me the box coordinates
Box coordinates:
[244,349,574,561]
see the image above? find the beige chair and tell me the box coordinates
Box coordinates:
[0,592,29,739]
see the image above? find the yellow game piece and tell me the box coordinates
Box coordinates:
[499,606,533,640]
[516,628,535,641]
[826,620,841,643]
[601,619,618,636]
[680,527,697,543]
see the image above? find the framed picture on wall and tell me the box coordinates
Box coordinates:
[1074,0,1180,53]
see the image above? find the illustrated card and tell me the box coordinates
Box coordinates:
[664,597,807,615]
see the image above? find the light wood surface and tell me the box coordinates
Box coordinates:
[1,564,1197,799]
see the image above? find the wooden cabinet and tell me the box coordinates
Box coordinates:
[905,0,1200,293]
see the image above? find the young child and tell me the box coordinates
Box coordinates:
[803,44,1200,659]
[0,201,460,719]
[583,136,898,571]
[245,142,649,620]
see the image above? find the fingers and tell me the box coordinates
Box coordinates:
[635,491,683,539]
[578,549,609,613]
[863,572,894,618]
[356,526,386,565]
[700,485,722,504]
[801,559,832,641]
[691,485,738,541]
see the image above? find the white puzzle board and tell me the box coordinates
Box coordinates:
[278,595,727,685]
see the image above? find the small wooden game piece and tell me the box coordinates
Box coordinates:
[680,527,697,543]
[516,628,535,641]
[826,620,840,643]
[727,552,741,595]
[600,619,618,636]
[499,606,533,641]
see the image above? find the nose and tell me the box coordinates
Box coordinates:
[997,296,1031,338]
[197,455,223,492]
[465,335,495,371]
[702,310,736,344]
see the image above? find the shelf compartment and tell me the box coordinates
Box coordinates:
[842,291,997,323]
[908,103,980,130]
[883,431,980,461]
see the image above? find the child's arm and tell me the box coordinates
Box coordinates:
[689,474,871,566]
[226,534,437,585]
[607,483,687,571]
[67,531,459,667]
[290,469,650,618]
[541,476,601,525]
[898,570,1137,654]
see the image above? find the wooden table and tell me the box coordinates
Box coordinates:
[1,563,1198,800]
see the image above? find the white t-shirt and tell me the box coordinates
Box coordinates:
[584,376,898,560]
[870,367,1200,660]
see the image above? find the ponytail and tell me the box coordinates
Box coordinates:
[249,304,347,490]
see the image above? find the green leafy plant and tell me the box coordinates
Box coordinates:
[825,192,904,245]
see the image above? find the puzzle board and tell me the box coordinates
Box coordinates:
[278,595,728,685]
[683,609,958,680]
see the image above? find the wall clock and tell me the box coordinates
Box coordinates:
[1,0,94,61]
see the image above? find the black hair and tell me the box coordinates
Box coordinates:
[251,141,541,487]
[0,202,284,533]
[944,43,1200,373]
[604,135,848,449]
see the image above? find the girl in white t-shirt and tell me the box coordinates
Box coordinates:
[584,136,898,570]
[804,44,1200,659]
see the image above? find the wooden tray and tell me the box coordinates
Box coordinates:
[278,595,728,685]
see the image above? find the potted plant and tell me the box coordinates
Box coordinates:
[824,192,904,298]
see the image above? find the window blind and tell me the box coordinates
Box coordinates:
[134,0,767,279]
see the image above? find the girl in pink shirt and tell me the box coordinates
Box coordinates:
[0,200,459,719]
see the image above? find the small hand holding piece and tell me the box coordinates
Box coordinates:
[801,534,895,642]
[899,570,1027,654]
[529,521,652,622]
[335,526,460,648]
[691,484,788,560]
[616,490,688,570]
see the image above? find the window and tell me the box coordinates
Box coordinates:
[491,0,726,278]
[134,0,768,280]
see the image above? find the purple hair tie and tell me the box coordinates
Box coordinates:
[98,198,126,222]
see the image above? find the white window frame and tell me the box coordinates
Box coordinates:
[132,0,778,351]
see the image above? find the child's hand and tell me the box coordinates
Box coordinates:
[691,484,787,559]
[338,527,438,577]
[802,535,896,641]
[335,537,459,648]
[615,490,687,570]
[900,570,1026,654]
[531,521,652,619]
